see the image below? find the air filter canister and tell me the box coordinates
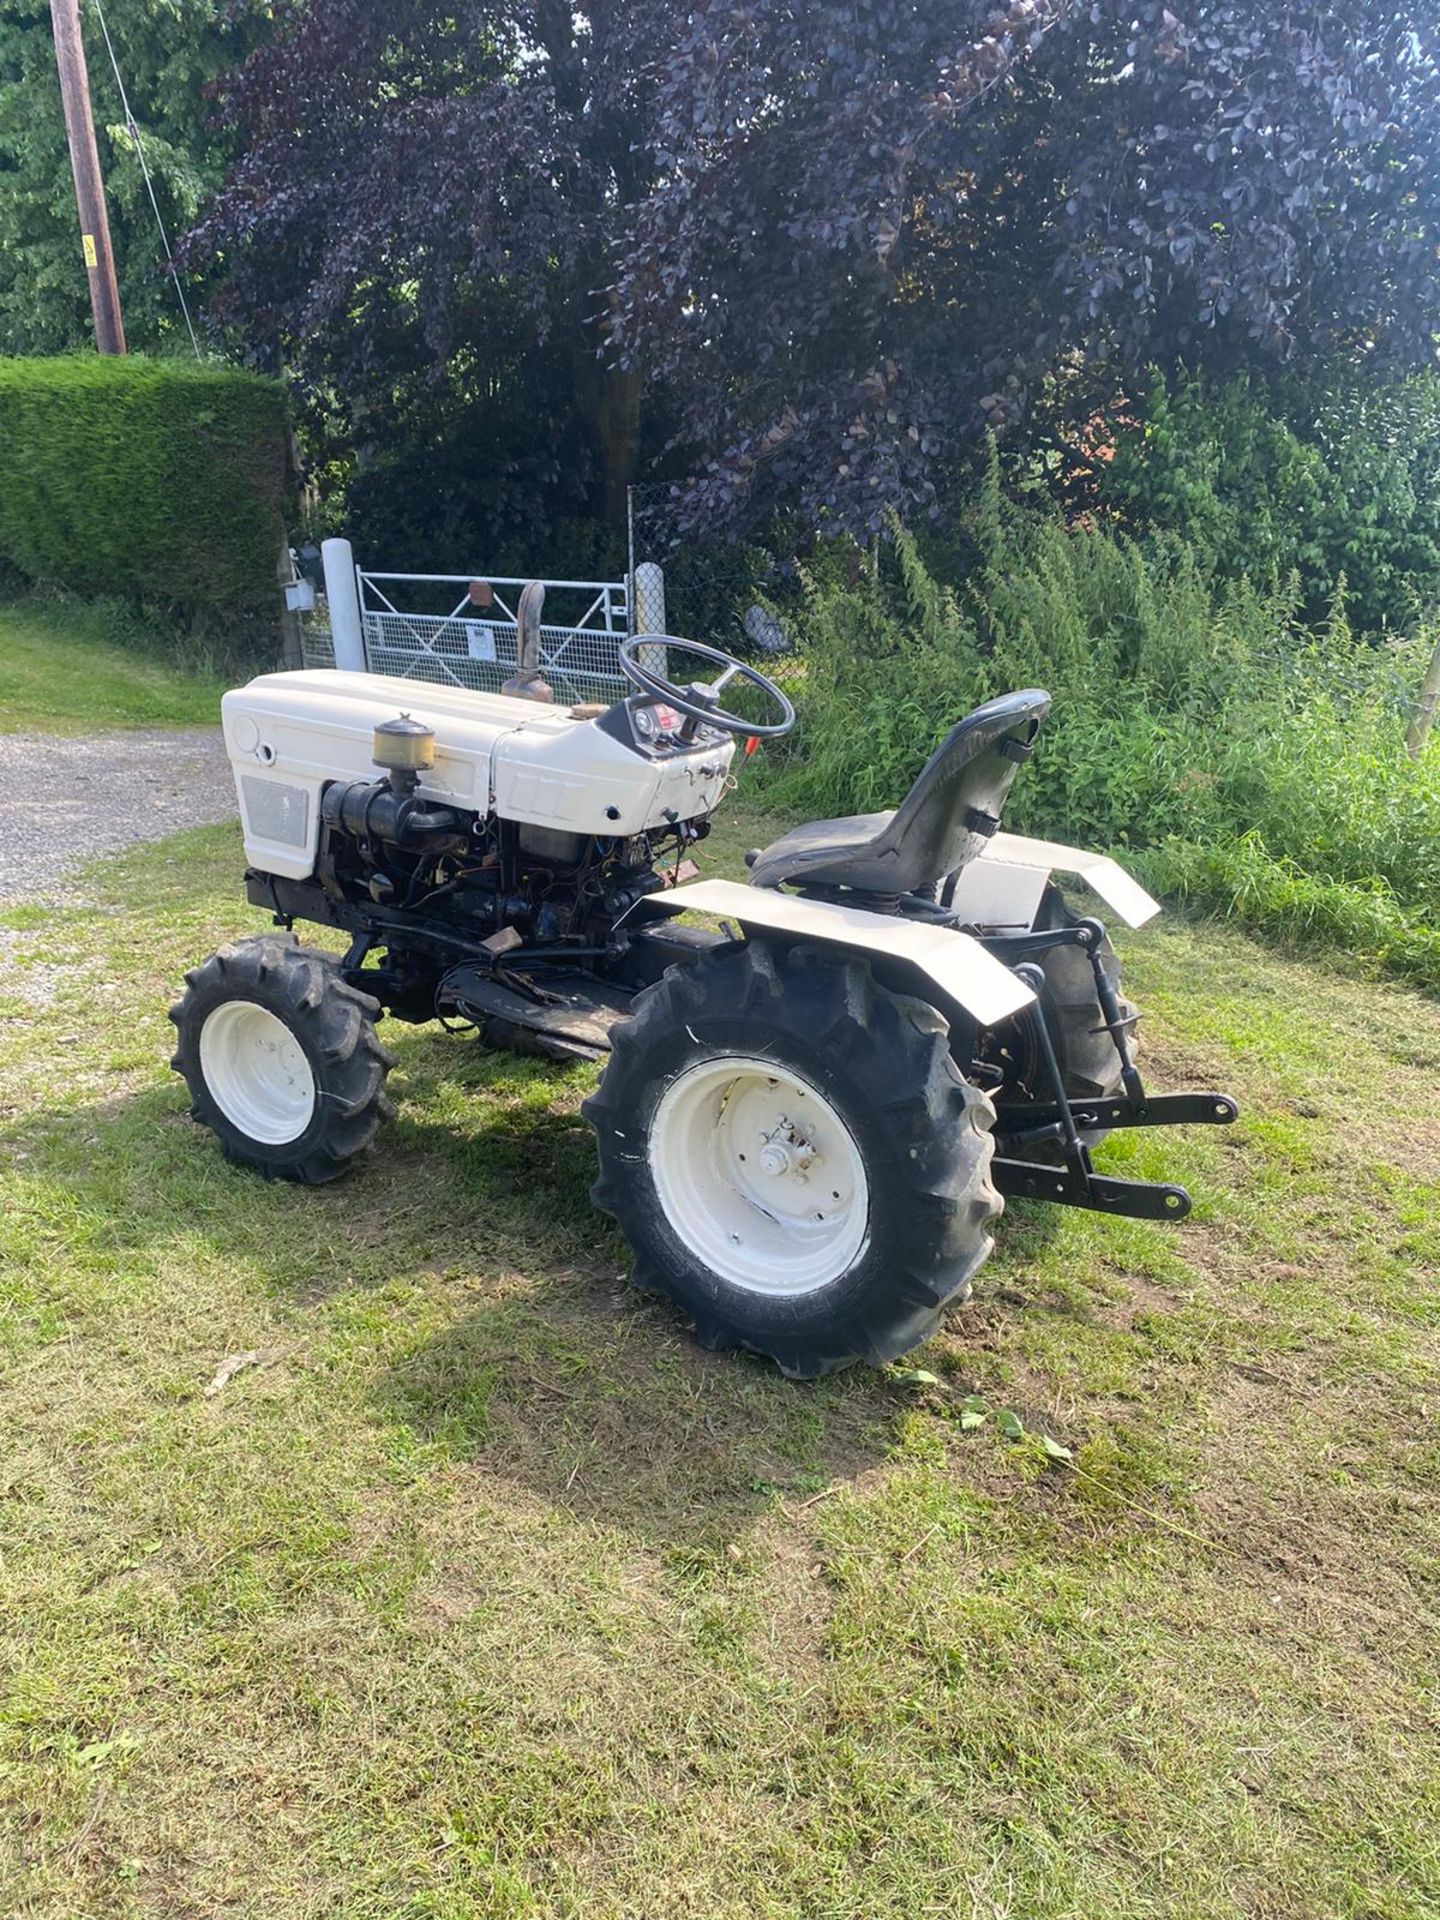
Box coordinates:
[372,712,436,773]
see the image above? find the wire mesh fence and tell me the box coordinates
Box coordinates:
[299,612,335,670]
[295,499,807,709]
[298,609,632,707]
[359,613,624,704]
[364,573,631,703]
[303,569,634,704]
[629,482,782,649]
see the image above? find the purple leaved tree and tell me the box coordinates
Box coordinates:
[188,0,1440,543]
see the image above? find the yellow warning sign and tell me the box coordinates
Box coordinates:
[82,232,97,269]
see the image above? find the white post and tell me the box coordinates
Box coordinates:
[634,560,667,679]
[634,560,666,635]
[1406,621,1440,758]
[322,537,366,672]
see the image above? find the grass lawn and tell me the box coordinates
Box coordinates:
[2,800,1438,1919]
[0,600,225,734]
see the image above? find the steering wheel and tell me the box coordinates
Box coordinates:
[618,636,795,741]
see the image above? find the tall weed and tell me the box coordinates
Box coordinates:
[759,482,1439,983]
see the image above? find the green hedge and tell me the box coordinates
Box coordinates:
[1097,367,1440,635]
[0,355,289,615]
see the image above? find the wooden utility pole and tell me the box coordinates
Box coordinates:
[49,0,126,354]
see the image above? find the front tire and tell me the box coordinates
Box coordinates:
[583,941,1001,1378]
[169,934,394,1183]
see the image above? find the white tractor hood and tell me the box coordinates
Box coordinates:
[223,669,735,881]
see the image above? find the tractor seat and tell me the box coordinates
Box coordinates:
[747,689,1051,895]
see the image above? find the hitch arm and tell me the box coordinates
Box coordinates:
[992,1159,1193,1219]
[989,963,1238,1224]
[998,1092,1238,1142]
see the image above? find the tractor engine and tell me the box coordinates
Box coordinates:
[310,715,700,973]
[224,663,737,1027]
[315,780,682,946]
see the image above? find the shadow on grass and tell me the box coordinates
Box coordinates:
[386,1292,902,1544]
[0,1037,923,1545]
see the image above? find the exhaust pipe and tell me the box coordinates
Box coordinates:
[501,581,554,703]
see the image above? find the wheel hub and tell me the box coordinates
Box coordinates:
[757,1118,815,1180]
[198,998,318,1146]
[648,1054,870,1295]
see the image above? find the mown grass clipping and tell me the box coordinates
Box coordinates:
[0,355,288,616]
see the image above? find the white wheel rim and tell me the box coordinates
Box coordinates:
[649,1054,870,1295]
[198,999,317,1146]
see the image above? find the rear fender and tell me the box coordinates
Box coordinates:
[949,832,1162,930]
[638,878,1034,1027]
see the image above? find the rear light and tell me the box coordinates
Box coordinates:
[744,735,760,756]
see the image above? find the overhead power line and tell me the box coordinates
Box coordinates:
[88,0,203,360]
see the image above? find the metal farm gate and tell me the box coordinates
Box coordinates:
[308,541,668,704]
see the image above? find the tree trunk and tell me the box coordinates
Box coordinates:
[573,298,642,534]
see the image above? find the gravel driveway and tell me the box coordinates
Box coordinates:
[0,728,235,903]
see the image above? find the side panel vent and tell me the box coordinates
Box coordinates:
[241,775,310,850]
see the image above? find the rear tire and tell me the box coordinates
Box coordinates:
[169,934,394,1183]
[583,940,1001,1378]
[991,883,1139,1153]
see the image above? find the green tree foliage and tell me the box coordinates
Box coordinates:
[1093,370,1440,635]
[324,285,628,580]
[176,0,1440,558]
[0,0,269,355]
[183,0,668,539]
[612,0,1440,540]
[0,355,289,614]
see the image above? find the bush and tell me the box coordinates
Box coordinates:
[759,475,1440,985]
[1097,368,1440,636]
[0,355,289,619]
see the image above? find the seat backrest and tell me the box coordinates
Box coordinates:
[841,689,1050,895]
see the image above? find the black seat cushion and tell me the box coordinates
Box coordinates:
[749,689,1050,895]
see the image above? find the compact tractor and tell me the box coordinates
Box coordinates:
[171,586,1236,1376]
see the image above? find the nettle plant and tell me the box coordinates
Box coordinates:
[763,494,1440,986]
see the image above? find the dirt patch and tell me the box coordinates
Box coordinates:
[1112,1275,1188,1324]
[0,928,84,1009]
[743,1515,836,1679]
[1193,1374,1438,1655]
[1,728,233,903]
